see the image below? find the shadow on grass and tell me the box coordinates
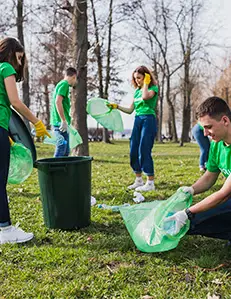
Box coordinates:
[94,158,127,164]
[15,218,231,276]
[8,191,40,199]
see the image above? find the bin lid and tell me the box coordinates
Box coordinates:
[9,108,37,163]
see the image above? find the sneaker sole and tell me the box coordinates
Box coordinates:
[127,184,144,190]
[135,187,155,192]
[0,234,34,245]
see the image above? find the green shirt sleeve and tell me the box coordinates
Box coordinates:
[150,85,158,93]
[56,81,69,98]
[1,63,16,79]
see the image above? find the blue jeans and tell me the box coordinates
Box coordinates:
[130,115,157,176]
[53,126,70,157]
[188,198,231,240]
[192,124,210,168]
[0,127,11,225]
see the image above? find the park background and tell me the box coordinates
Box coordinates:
[1,0,231,298]
[2,0,231,149]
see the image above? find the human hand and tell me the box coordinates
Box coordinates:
[164,210,188,235]
[9,136,14,146]
[107,103,118,109]
[144,73,151,85]
[34,120,51,138]
[59,120,68,132]
[178,186,194,195]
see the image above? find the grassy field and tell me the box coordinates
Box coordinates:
[1,141,231,299]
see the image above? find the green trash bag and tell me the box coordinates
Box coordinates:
[68,125,83,149]
[43,126,82,149]
[120,189,193,253]
[8,142,33,184]
[87,97,124,132]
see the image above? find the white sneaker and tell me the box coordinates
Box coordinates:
[0,224,34,244]
[127,180,144,190]
[135,182,155,192]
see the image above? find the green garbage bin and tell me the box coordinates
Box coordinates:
[35,156,93,230]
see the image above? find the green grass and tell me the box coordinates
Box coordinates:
[1,141,231,299]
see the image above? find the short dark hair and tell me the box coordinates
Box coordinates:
[65,67,77,77]
[0,37,25,82]
[196,96,231,121]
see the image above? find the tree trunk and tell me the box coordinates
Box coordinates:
[166,78,178,142]
[72,0,89,156]
[102,0,113,143]
[157,74,165,142]
[17,0,30,108]
[44,84,50,129]
[180,60,191,146]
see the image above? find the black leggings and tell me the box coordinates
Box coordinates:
[0,127,11,225]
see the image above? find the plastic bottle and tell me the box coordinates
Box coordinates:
[56,135,67,146]
[43,133,67,147]
[32,128,67,147]
[98,203,130,212]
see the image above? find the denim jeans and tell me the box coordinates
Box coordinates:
[0,127,11,225]
[192,124,210,168]
[53,126,70,157]
[188,198,231,240]
[130,114,157,176]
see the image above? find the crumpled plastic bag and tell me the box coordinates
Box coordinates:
[120,189,192,253]
[8,142,33,184]
[68,125,83,149]
[133,191,145,203]
[43,125,82,149]
[86,97,124,132]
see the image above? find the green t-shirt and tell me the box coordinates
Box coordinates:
[198,122,204,130]
[206,140,231,178]
[133,85,158,116]
[0,62,17,130]
[50,80,71,126]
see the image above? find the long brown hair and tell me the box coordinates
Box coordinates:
[0,37,25,82]
[132,65,158,88]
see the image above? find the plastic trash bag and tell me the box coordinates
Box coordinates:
[8,142,33,184]
[86,97,124,132]
[43,130,60,146]
[120,189,192,253]
[68,125,83,149]
[43,126,82,149]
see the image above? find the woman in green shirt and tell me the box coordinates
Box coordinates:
[109,66,158,192]
[0,37,50,244]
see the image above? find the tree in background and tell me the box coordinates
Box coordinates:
[71,0,89,155]
[88,0,125,143]
[17,0,30,108]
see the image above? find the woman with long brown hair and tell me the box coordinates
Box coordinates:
[0,37,50,244]
[108,65,158,192]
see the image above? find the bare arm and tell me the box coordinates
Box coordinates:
[190,173,231,214]
[117,102,135,114]
[5,76,38,124]
[56,95,66,121]
[142,84,155,100]
[192,170,220,195]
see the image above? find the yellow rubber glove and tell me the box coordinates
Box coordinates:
[9,136,14,146]
[144,73,151,85]
[107,103,118,109]
[34,120,51,138]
